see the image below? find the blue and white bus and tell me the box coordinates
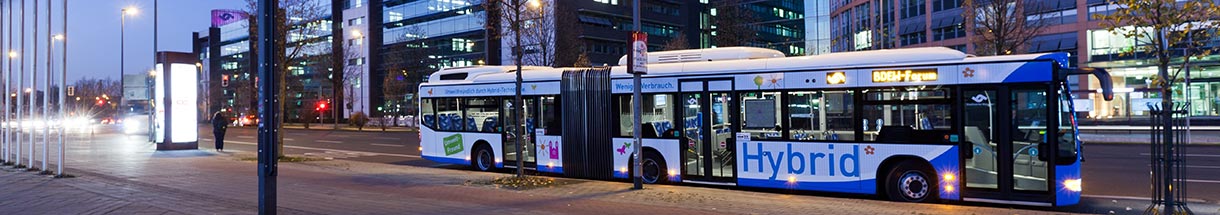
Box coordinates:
[417,47,1114,206]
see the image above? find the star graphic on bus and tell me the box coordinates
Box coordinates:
[864,145,876,155]
[963,67,976,78]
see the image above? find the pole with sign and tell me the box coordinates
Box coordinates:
[628,30,646,189]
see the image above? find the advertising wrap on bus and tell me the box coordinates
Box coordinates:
[417,47,1109,207]
[536,130,564,173]
[735,134,959,200]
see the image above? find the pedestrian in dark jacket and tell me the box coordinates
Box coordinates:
[211,112,230,152]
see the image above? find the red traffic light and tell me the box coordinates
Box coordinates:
[316,100,329,111]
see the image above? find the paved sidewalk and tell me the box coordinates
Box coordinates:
[0,168,262,214]
[0,131,1088,215]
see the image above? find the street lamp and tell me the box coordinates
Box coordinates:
[120,7,137,115]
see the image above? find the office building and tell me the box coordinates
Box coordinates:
[827,0,1220,124]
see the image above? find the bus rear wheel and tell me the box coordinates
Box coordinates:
[471,146,495,172]
[884,160,936,203]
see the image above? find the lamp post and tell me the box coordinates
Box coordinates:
[29,0,40,171]
[120,7,136,116]
[57,0,67,178]
[0,0,6,166]
[15,0,24,168]
[53,33,64,176]
[1,0,8,164]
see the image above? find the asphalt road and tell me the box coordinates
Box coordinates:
[197,126,1220,214]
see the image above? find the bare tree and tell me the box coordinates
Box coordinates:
[963,0,1049,55]
[662,36,690,51]
[243,0,330,157]
[309,43,361,129]
[340,47,363,121]
[520,2,554,66]
[66,78,121,120]
[485,0,536,177]
[711,0,758,47]
[1095,0,1220,86]
[382,25,436,117]
[1094,2,1220,212]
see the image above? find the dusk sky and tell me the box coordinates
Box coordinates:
[37,0,247,82]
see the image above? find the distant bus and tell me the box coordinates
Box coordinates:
[417,47,1114,207]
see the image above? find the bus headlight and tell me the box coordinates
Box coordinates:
[1064,179,1082,192]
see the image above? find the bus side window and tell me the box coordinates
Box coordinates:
[435,98,462,131]
[862,87,952,142]
[788,90,855,141]
[540,96,561,135]
[420,98,436,129]
[463,98,500,133]
[616,94,676,138]
[739,91,782,140]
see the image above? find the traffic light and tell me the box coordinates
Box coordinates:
[221,74,230,87]
[316,100,328,111]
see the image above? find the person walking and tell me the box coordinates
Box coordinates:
[211,111,230,152]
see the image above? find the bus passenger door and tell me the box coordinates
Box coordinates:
[502,97,537,169]
[960,86,1054,204]
[680,80,736,183]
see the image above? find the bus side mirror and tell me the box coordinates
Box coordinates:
[1065,67,1114,101]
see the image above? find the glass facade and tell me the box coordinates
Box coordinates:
[702,0,808,56]
[1084,25,1220,121]
[381,0,489,116]
[202,6,336,122]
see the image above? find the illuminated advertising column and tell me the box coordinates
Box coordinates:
[154,52,199,150]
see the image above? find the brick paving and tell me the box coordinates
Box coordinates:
[0,131,1086,214]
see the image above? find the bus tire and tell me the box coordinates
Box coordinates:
[631,151,668,184]
[471,145,495,172]
[884,160,936,203]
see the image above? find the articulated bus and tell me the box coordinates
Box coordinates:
[417,47,1114,206]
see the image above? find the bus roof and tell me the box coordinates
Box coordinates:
[423,47,1069,85]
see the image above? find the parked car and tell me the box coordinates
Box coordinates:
[232,114,258,127]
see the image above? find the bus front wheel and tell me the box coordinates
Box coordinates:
[471,146,495,172]
[884,160,936,203]
[630,151,668,184]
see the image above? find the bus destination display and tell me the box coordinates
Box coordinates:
[871,69,938,83]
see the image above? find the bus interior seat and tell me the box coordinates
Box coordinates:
[465,117,478,131]
[526,118,536,134]
[438,114,451,130]
[447,114,461,130]
[481,118,498,133]
[423,115,435,127]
